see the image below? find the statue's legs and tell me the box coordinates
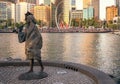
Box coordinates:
[28,59,34,73]
[36,59,44,72]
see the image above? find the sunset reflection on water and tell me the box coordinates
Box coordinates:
[0,33,120,76]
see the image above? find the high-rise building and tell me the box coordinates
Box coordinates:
[83,0,91,8]
[44,0,50,5]
[15,2,28,23]
[83,0,99,20]
[71,10,83,19]
[19,0,39,4]
[33,5,50,26]
[71,0,76,10]
[91,0,99,20]
[71,0,76,6]
[19,0,26,2]
[15,2,35,23]
[116,0,120,16]
[83,6,94,20]
[0,1,15,20]
[63,0,70,25]
[83,0,92,20]
[0,2,8,20]
[27,3,35,13]
[106,5,118,22]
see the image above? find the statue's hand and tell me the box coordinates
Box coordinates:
[18,25,24,32]
[23,27,26,32]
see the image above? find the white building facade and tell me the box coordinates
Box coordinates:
[16,2,28,23]
[15,2,34,23]
[0,1,15,20]
[63,0,70,25]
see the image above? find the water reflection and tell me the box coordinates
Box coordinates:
[42,33,65,61]
[62,33,97,65]
[0,33,120,77]
[0,33,25,60]
[97,34,120,75]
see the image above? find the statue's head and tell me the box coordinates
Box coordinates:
[25,11,33,16]
[25,11,36,24]
[25,11,33,22]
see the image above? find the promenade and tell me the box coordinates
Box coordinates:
[113,30,120,35]
[39,27,112,33]
[0,61,116,84]
[0,66,95,84]
[0,27,113,33]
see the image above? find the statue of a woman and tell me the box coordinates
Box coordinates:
[24,11,44,73]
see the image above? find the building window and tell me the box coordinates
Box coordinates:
[71,0,75,6]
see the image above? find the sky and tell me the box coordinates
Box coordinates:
[100,0,115,20]
[39,0,44,4]
[39,0,115,20]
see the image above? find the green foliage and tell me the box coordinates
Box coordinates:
[108,20,113,24]
[0,19,14,28]
[51,21,56,27]
[80,18,100,28]
[71,19,76,27]
[108,24,117,30]
[6,19,13,26]
[0,25,4,29]
[36,20,41,25]
[15,22,24,28]
[108,19,120,30]
[36,20,48,27]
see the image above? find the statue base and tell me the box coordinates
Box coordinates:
[18,71,48,80]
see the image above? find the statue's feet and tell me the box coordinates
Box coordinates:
[41,67,44,72]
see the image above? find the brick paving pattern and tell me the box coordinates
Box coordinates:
[0,66,95,84]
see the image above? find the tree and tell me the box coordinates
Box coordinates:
[15,22,24,28]
[36,20,41,25]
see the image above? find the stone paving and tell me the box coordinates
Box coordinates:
[113,31,120,36]
[0,66,96,84]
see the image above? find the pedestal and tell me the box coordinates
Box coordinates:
[18,71,48,80]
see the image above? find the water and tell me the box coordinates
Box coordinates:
[0,33,120,78]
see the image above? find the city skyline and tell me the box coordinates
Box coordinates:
[40,0,115,20]
[0,0,117,24]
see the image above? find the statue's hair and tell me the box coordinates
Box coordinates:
[25,11,33,16]
[25,11,36,24]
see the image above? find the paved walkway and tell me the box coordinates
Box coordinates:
[113,31,120,35]
[0,66,95,84]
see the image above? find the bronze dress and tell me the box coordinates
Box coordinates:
[25,15,42,60]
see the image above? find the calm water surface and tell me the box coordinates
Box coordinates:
[0,33,120,77]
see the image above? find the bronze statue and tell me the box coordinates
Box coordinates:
[24,12,44,73]
[18,12,47,80]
